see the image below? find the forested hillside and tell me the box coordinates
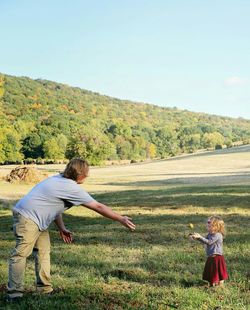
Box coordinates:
[0,73,250,165]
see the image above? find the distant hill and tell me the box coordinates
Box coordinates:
[0,73,250,165]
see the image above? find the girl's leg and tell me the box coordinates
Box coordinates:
[210,282,222,288]
[33,230,53,293]
[8,213,40,298]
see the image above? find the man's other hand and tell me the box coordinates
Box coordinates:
[59,229,73,243]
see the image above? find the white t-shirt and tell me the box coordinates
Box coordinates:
[13,174,95,231]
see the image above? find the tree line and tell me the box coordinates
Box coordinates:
[0,73,250,165]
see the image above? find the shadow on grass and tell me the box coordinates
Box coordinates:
[0,285,149,310]
[1,183,249,211]
[92,184,250,210]
[102,268,206,288]
[104,174,250,187]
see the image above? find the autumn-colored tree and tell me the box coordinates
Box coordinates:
[202,132,224,149]
[66,127,115,165]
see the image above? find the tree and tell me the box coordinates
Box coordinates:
[146,143,157,159]
[187,134,201,152]
[0,127,24,163]
[113,136,132,160]
[22,133,44,159]
[43,138,62,160]
[106,122,132,138]
[57,134,68,154]
[130,136,147,160]
[202,132,224,149]
[66,127,115,165]
[155,127,179,158]
[43,134,68,159]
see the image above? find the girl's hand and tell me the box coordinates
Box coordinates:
[188,233,195,240]
[192,232,202,239]
[59,229,73,243]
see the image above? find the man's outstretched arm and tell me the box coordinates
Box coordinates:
[83,200,136,231]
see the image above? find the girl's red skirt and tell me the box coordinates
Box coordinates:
[203,255,228,284]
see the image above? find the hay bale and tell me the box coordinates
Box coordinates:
[6,166,48,184]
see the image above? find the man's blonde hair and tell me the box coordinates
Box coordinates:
[62,158,89,181]
[209,216,225,236]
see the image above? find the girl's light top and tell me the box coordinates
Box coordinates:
[198,233,223,256]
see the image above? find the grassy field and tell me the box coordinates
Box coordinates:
[0,145,250,309]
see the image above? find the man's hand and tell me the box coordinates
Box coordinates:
[59,229,73,243]
[119,216,136,231]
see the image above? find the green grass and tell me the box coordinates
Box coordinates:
[0,185,249,309]
[0,149,250,309]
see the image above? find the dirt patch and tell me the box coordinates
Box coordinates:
[5,166,48,184]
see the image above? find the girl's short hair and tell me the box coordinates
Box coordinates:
[62,158,89,181]
[209,216,225,236]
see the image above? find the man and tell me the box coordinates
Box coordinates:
[7,158,135,301]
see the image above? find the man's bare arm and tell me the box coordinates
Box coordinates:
[83,200,136,231]
[54,214,73,243]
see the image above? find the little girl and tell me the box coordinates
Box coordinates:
[191,216,228,287]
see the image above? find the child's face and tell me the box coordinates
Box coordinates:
[206,219,212,232]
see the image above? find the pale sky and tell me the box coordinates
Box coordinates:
[0,0,250,119]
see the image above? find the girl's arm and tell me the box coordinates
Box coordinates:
[192,232,221,245]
